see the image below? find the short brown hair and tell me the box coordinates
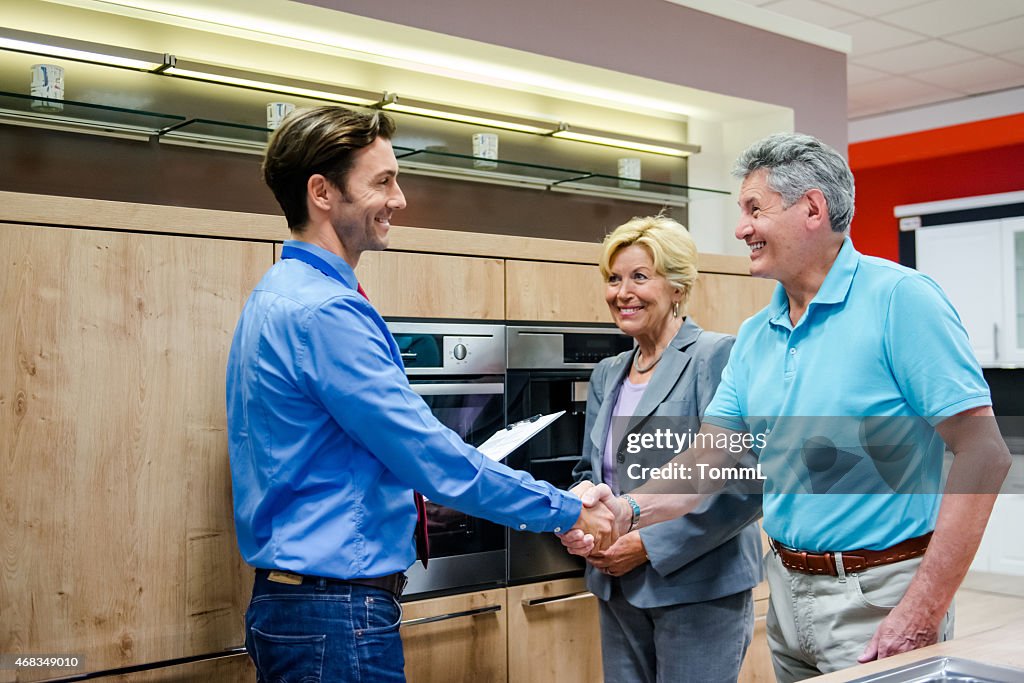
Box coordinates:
[262,106,396,229]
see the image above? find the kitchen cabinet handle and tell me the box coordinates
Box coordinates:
[523,590,594,607]
[410,382,505,396]
[401,603,501,628]
[994,323,999,361]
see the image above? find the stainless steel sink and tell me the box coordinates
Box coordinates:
[844,656,1024,682]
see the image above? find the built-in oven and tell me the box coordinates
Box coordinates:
[505,325,633,584]
[387,321,508,598]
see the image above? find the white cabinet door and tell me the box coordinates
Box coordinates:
[1001,218,1024,364]
[974,494,1024,577]
[916,220,1003,365]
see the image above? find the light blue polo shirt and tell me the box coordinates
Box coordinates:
[705,238,990,551]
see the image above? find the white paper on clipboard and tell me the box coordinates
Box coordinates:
[476,411,565,462]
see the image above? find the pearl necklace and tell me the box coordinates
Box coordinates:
[633,349,663,373]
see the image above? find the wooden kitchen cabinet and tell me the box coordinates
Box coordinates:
[738,591,774,683]
[505,260,611,323]
[107,654,255,682]
[506,578,603,683]
[689,271,775,335]
[401,587,508,683]
[359,250,505,319]
[506,260,771,330]
[0,223,266,682]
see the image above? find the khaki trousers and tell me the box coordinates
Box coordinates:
[764,548,954,682]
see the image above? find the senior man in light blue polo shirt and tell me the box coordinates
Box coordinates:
[562,133,1011,681]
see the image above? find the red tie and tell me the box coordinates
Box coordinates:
[357,282,430,568]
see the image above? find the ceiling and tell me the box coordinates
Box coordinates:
[735,0,1024,120]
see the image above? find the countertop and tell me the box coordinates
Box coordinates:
[813,616,1024,681]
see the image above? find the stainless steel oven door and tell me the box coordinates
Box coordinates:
[403,375,508,598]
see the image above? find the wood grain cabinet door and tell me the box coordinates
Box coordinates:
[358,250,505,319]
[506,578,603,683]
[689,272,775,335]
[505,260,610,323]
[0,223,268,680]
[401,588,508,683]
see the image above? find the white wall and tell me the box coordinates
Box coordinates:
[688,109,796,257]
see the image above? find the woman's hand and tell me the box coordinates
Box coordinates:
[588,531,649,577]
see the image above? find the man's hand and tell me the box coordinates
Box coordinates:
[858,601,940,662]
[566,483,621,553]
[560,484,630,556]
[588,531,648,577]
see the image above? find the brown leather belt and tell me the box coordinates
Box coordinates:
[769,532,932,576]
[259,569,408,597]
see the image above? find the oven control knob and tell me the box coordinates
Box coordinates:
[453,343,468,360]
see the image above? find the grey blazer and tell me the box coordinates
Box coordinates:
[572,317,763,608]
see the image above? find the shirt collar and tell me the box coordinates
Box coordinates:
[767,237,860,327]
[283,239,360,291]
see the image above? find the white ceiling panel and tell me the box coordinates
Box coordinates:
[854,41,983,74]
[761,0,860,28]
[961,73,1024,95]
[848,75,959,106]
[848,89,959,118]
[945,17,1024,54]
[837,19,926,56]
[730,0,1024,120]
[911,57,1024,90]
[1000,49,1024,66]
[817,0,929,16]
[847,63,892,85]
[879,0,1024,38]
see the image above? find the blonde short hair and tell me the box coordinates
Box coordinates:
[599,215,699,302]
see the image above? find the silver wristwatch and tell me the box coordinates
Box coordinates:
[620,494,641,532]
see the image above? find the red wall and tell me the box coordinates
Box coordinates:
[849,113,1024,261]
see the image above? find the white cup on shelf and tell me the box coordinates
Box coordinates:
[266,102,296,130]
[472,133,499,169]
[30,64,65,112]
[617,157,642,190]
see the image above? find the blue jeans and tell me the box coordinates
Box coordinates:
[245,571,406,683]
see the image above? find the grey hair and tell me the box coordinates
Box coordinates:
[732,133,855,234]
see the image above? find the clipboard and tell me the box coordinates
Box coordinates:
[476,411,565,462]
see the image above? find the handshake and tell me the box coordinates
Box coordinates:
[559,482,631,556]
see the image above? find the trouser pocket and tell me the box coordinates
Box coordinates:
[249,627,326,683]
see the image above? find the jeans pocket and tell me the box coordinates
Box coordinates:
[249,627,326,683]
[357,592,403,636]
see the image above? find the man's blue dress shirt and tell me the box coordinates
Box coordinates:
[227,240,581,580]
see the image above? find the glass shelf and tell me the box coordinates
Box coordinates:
[157,117,270,153]
[0,90,729,206]
[0,90,185,140]
[392,147,729,206]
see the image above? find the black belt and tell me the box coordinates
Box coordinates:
[258,569,408,597]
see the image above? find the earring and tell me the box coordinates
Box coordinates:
[672,301,680,318]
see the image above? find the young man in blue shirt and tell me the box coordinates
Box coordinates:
[226,106,617,682]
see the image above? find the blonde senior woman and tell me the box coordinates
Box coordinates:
[570,215,763,683]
